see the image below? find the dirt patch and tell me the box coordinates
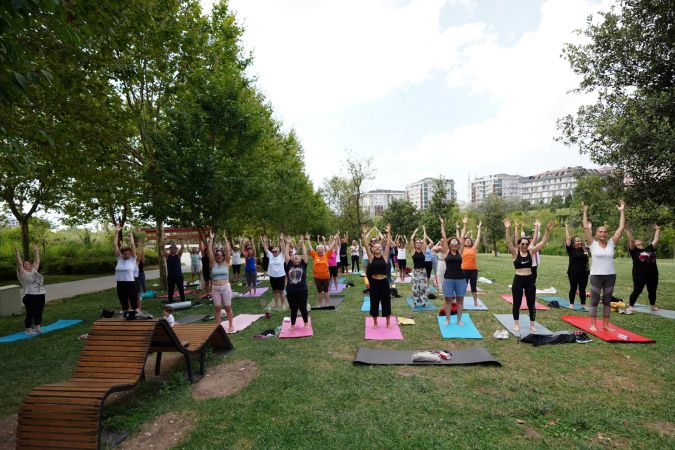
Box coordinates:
[0,414,17,450]
[192,360,258,400]
[397,367,423,377]
[645,421,675,438]
[144,353,185,379]
[120,411,195,450]
[588,432,630,449]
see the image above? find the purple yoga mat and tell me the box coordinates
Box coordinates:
[328,283,347,293]
[222,314,264,334]
[279,317,313,338]
[239,287,269,298]
[364,317,403,340]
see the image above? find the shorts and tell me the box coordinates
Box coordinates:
[270,276,286,291]
[245,271,257,287]
[315,278,330,293]
[340,255,348,267]
[232,264,241,275]
[191,262,200,273]
[211,283,232,307]
[329,266,338,277]
[443,278,467,298]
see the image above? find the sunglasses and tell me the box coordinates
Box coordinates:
[272,250,279,253]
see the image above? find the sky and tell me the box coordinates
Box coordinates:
[201,0,612,203]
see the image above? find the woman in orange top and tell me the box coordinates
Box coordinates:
[306,233,337,307]
[461,216,482,307]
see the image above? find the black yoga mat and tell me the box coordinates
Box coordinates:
[177,314,211,324]
[311,296,345,310]
[353,347,501,366]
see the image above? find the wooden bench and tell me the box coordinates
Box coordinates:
[16,318,233,449]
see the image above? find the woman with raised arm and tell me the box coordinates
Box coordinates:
[409,227,429,307]
[263,234,287,310]
[565,222,589,310]
[199,234,211,295]
[583,201,625,331]
[113,224,138,313]
[461,216,482,307]
[626,225,661,313]
[395,234,409,280]
[15,244,46,334]
[422,227,434,284]
[307,233,336,307]
[438,216,467,326]
[242,237,257,296]
[504,218,555,333]
[162,238,185,304]
[350,238,361,274]
[339,232,349,274]
[284,235,310,330]
[528,219,542,283]
[362,223,393,328]
[208,230,234,331]
[327,233,340,291]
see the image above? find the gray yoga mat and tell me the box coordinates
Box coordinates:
[353,347,501,366]
[311,296,345,310]
[493,314,553,337]
[177,314,211,324]
[633,304,675,319]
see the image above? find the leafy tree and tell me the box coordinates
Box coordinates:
[557,0,675,208]
[477,195,508,256]
[420,177,458,239]
[380,199,420,238]
[346,153,374,232]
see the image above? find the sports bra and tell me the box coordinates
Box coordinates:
[211,262,229,281]
[367,256,388,277]
[412,251,426,269]
[514,251,533,269]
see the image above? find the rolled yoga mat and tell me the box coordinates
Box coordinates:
[239,287,269,298]
[539,296,584,311]
[463,296,488,311]
[0,319,83,343]
[405,296,437,312]
[561,315,655,343]
[311,296,345,310]
[164,301,192,310]
[364,317,403,340]
[632,304,675,319]
[493,314,553,337]
[353,346,501,366]
[436,314,482,339]
[499,294,550,310]
[279,317,313,338]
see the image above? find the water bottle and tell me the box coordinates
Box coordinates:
[265,306,271,319]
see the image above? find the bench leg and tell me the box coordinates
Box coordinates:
[184,354,194,383]
[199,349,205,376]
[155,352,162,376]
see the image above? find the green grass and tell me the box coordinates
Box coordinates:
[0,255,673,449]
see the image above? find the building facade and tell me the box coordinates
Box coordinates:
[405,177,456,210]
[360,189,407,217]
[519,167,610,205]
[470,174,521,205]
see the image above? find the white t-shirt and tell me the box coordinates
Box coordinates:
[115,256,137,282]
[589,239,615,275]
[362,247,369,259]
[266,250,286,278]
[231,251,242,265]
[351,245,360,256]
[397,248,407,260]
[165,313,175,327]
[19,269,46,295]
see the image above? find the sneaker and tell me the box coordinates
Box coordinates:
[575,332,592,344]
[493,329,509,340]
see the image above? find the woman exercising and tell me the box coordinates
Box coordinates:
[242,238,258,296]
[307,234,336,307]
[582,201,625,331]
[263,234,287,309]
[350,239,361,274]
[114,224,139,313]
[565,222,589,310]
[395,235,408,280]
[362,224,393,328]
[409,228,429,308]
[162,239,185,304]
[461,216,482,307]
[438,217,467,326]
[208,231,234,331]
[626,225,660,313]
[284,235,310,330]
[15,244,46,334]
[504,218,555,333]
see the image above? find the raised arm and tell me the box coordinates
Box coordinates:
[475,221,482,250]
[177,239,184,257]
[565,221,572,246]
[284,235,292,263]
[531,221,555,254]
[223,232,232,265]
[361,226,374,261]
[582,202,593,244]
[532,219,541,245]
[461,216,468,241]
[14,246,23,278]
[306,233,314,252]
[626,228,635,251]
[503,218,516,256]
[383,224,392,263]
[128,227,136,257]
[113,223,122,257]
[300,235,308,264]
[439,217,449,254]
[261,235,270,255]
[32,244,40,271]
[612,201,625,244]
[652,224,661,247]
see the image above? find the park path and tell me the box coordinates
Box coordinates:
[46,269,161,303]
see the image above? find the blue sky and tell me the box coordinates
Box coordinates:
[203,0,611,202]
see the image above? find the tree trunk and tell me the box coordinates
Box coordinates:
[156,219,167,290]
[355,190,362,233]
[492,234,498,257]
[20,218,30,261]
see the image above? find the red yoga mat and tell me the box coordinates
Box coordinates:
[499,294,550,311]
[561,315,655,343]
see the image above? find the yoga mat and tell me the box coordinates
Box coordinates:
[159,289,196,299]
[463,296,488,311]
[0,319,83,343]
[539,296,584,311]
[361,296,381,312]
[405,297,437,311]
[164,301,192,310]
[279,317,313,338]
[633,304,675,319]
[493,314,553,337]
[365,317,403,340]
[311,296,344,310]
[561,315,655,343]
[393,276,411,284]
[239,287,269,298]
[437,314,482,339]
[177,314,210,324]
[499,294,550,311]
[353,346,501,366]
[338,277,347,283]
[224,314,265,333]
[328,283,347,294]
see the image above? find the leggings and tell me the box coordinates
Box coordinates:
[530,265,538,283]
[424,261,433,279]
[464,269,478,293]
[167,275,185,303]
[568,271,588,305]
[116,281,138,310]
[589,274,615,318]
[23,294,45,328]
[351,255,360,273]
[629,272,658,306]
[369,277,391,317]
[511,274,536,322]
[398,259,407,275]
[287,290,309,325]
[137,272,146,293]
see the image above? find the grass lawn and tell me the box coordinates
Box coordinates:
[0,255,673,449]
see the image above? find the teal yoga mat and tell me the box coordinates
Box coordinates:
[437,314,482,339]
[0,319,83,343]
[539,296,584,311]
[405,297,436,311]
[361,296,381,312]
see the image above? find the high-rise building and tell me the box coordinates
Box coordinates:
[360,189,407,217]
[519,166,609,204]
[405,177,456,210]
[470,174,521,205]
[3,215,18,228]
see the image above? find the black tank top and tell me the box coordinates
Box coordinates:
[514,251,533,269]
[367,256,388,277]
[444,252,464,279]
[412,251,426,269]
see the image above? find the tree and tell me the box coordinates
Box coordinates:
[380,199,420,238]
[420,177,458,239]
[346,153,374,232]
[557,0,675,208]
[477,195,507,256]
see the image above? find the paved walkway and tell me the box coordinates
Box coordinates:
[46,270,161,303]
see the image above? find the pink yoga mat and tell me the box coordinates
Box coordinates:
[222,314,264,334]
[499,294,550,311]
[279,317,313,338]
[394,277,411,284]
[364,317,403,340]
[158,289,196,299]
[239,287,269,298]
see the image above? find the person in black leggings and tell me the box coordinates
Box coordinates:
[564,223,589,310]
[362,223,393,328]
[626,225,661,312]
[284,235,310,330]
[163,239,185,303]
[504,218,554,333]
[15,244,46,334]
[350,239,360,273]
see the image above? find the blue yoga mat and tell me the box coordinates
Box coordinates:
[437,314,482,339]
[361,296,381,312]
[339,277,347,284]
[463,296,488,311]
[633,304,675,319]
[405,297,436,311]
[539,296,584,311]
[0,319,83,343]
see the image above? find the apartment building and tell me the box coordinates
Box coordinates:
[360,189,407,217]
[519,167,610,204]
[405,177,456,210]
[470,174,521,205]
